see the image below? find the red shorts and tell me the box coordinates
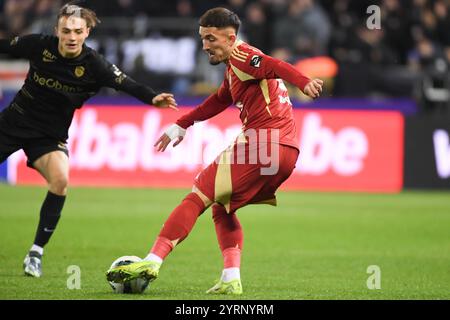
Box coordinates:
[194,142,299,213]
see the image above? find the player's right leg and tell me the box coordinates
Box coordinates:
[106,190,212,283]
[23,148,69,277]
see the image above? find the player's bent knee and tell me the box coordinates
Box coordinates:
[49,175,69,195]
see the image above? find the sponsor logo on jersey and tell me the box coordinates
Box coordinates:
[42,49,57,62]
[250,55,262,68]
[32,71,82,93]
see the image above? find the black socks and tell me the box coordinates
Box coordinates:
[33,191,66,248]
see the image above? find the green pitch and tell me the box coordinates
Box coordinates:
[0,184,449,300]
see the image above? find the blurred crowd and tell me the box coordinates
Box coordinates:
[0,0,449,110]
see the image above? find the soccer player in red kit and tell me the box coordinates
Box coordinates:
[107,7,323,295]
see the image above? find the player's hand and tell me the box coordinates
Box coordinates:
[303,79,323,99]
[154,124,186,152]
[152,93,178,110]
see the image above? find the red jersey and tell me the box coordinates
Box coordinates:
[177,40,311,151]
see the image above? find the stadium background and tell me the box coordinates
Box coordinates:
[0,0,449,301]
[0,0,449,190]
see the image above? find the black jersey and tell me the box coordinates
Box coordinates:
[0,34,157,141]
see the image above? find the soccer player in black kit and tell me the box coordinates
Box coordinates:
[0,4,178,277]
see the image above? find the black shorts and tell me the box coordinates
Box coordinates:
[0,129,69,168]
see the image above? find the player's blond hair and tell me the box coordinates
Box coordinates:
[57,3,100,29]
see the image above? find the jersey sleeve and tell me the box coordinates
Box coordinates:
[91,52,131,90]
[0,34,42,59]
[92,52,157,104]
[176,79,232,129]
[229,46,311,91]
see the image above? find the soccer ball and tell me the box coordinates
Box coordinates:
[107,255,149,294]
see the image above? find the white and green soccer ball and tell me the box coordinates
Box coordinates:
[107,255,149,294]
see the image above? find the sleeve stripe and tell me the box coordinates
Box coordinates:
[231,53,246,63]
[233,52,248,60]
[233,48,249,56]
[232,49,249,59]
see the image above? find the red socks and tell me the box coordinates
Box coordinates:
[150,192,205,259]
[149,236,174,260]
[223,247,241,269]
[212,204,243,268]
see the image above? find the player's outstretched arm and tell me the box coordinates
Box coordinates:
[229,50,323,99]
[154,92,231,152]
[175,80,232,129]
[94,55,178,109]
[266,58,324,99]
[116,76,179,110]
[261,56,324,99]
[154,80,232,152]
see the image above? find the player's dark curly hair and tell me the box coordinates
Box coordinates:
[57,1,100,29]
[199,7,241,33]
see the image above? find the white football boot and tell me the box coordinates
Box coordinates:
[23,251,42,278]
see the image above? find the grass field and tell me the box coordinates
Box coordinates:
[0,184,449,300]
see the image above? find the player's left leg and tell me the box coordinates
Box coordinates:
[23,149,69,277]
[206,204,243,295]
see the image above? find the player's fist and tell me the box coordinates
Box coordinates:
[154,124,186,152]
[152,93,178,110]
[303,79,323,99]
